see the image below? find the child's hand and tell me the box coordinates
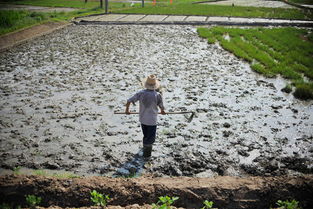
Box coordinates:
[160,110,166,115]
[125,110,131,115]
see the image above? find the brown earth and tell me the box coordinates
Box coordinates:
[1,174,313,209]
[0,21,70,52]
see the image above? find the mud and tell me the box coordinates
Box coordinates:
[0,25,312,178]
[1,174,313,208]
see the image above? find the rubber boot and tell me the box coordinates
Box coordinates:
[143,144,152,158]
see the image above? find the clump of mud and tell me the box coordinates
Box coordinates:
[0,25,312,177]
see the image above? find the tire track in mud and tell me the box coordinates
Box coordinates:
[0,25,312,177]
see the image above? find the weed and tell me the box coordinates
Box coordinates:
[276,199,301,209]
[152,196,179,209]
[25,195,41,208]
[52,172,80,179]
[32,169,48,176]
[281,84,293,94]
[90,190,110,207]
[202,200,215,209]
[293,83,313,100]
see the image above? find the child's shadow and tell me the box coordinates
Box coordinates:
[114,149,150,177]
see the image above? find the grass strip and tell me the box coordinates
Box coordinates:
[287,0,313,5]
[197,27,313,100]
[0,8,105,35]
[115,3,313,20]
[0,0,99,9]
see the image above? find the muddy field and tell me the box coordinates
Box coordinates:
[0,25,312,178]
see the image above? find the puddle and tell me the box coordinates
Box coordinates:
[0,25,312,177]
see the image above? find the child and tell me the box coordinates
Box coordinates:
[125,75,165,158]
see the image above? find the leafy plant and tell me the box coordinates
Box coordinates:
[25,195,41,208]
[90,190,110,207]
[276,199,301,209]
[152,196,179,209]
[202,200,214,209]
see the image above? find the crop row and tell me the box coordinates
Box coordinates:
[197,27,313,100]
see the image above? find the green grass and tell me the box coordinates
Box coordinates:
[114,3,313,20]
[0,0,99,9]
[0,0,140,10]
[0,7,105,35]
[32,169,79,178]
[197,27,313,100]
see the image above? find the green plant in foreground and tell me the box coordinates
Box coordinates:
[276,199,301,209]
[152,196,179,209]
[90,190,110,207]
[25,195,41,208]
[202,200,214,209]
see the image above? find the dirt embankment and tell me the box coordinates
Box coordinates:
[1,174,313,209]
[0,22,70,52]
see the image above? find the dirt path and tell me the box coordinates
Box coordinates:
[0,22,71,52]
[1,174,313,208]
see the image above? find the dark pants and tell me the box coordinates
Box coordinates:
[141,124,157,145]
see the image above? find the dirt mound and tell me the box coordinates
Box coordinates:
[1,174,313,209]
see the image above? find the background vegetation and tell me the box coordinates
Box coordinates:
[197,27,313,100]
[287,0,313,5]
[115,0,313,20]
[0,8,104,35]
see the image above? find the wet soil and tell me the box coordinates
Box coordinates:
[0,25,312,178]
[1,174,313,209]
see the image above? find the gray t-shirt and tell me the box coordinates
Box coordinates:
[127,89,164,126]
